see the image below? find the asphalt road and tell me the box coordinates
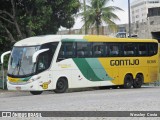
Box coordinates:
[0,87,160,119]
[0,86,160,111]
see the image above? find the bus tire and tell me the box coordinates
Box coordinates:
[54,78,68,93]
[30,91,43,95]
[133,74,143,88]
[123,74,133,89]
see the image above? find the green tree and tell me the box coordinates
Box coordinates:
[0,0,80,52]
[79,0,123,35]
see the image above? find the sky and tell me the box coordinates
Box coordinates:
[72,0,134,29]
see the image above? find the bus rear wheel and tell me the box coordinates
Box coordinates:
[54,78,68,93]
[30,91,43,95]
[133,74,143,88]
[123,74,133,89]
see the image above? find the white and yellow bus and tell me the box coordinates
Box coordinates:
[1,35,159,95]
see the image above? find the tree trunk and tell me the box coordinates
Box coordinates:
[83,0,88,34]
[96,22,99,35]
[11,0,23,40]
[2,24,16,42]
[14,19,23,40]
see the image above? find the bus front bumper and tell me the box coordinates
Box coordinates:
[7,81,44,91]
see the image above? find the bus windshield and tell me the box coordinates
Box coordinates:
[8,42,58,77]
[8,46,40,77]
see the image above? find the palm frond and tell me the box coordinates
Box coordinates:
[102,14,118,30]
[102,6,124,12]
[78,0,122,34]
[102,11,120,20]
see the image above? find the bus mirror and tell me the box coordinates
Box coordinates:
[32,49,49,63]
[1,51,11,64]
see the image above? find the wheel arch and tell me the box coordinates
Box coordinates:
[124,73,133,81]
[57,76,69,88]
[135,73,144,81]
[136,72,143,76]
[135,72,144,80]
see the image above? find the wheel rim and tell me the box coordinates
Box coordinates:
[125,75,133,88]
[135,78,141,85]
[57,80,64,90]
[134,75,143,87]
[126,76,132,86]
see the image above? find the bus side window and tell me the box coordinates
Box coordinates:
[77,42,92,58]
[123,43,135,56]
[138,44,148,56]
[37,52,48,72]
[57,44,65,61]
[57,42,75,62]
[109,44,119,56]
[65,43,75,58]
[149,43,158,56]
[93,43,105,57]
[37,42,58,73]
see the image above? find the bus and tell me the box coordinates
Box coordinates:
[1,35,159,95]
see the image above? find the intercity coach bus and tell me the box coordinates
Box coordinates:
[1,35,159,95]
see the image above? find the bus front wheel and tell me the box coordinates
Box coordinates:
[133,74,143,88]
[123,74,133,89]
[54,78,68,93]
[30,91,43,95]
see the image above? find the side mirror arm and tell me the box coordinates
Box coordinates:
[1,51,11,64]
[32,49,49,63]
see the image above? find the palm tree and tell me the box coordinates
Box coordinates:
[79,0,123,35]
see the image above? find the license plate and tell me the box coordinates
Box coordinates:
[16,87,21,90]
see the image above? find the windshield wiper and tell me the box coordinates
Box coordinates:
[12,60,20,75]
[17,59,26,75]
[12,59,25,76]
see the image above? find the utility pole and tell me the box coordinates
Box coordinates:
[83,0,87,34]
[128,0,131,38]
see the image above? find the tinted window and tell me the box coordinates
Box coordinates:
[149,43,158,56]
[109,44,120,56]
[37,42,58,73]
[65,43,75,58]
[138,44,148,56]
[57,42,75,61]
[57,42,158,61]
[93,43,106,57]
[123,43,135,56]
[77,42,92,58]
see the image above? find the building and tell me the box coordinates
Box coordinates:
[57,0,160,40]
[57,24,129,38]
[131,0,160,23]
[131,0,160,39]
[131,6,160,39]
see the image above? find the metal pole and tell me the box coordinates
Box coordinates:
[128,0,131,38]
[2,63,4,89]
[83,0,87,34]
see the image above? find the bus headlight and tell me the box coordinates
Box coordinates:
[28,75,41,83]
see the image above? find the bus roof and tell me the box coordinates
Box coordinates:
[14,35,157,46]
[14,35,84,46]
[84,35,157,43]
